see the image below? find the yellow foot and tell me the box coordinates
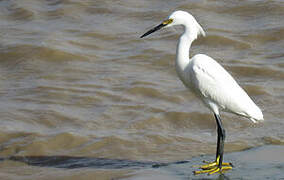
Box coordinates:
[194,166,232,175]
[193,156,233,175]
[200,160,232,170]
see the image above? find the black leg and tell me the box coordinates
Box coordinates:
[193,113,232,175]
[215,119,220,159]
[214,113,226,168]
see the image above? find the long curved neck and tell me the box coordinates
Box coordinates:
[176,28,195,72]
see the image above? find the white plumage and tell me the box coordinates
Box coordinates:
[169,11,263,123]
[190,54,262,122]
[141,10,263,174]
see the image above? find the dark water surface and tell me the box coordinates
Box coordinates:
[0,0,283,179]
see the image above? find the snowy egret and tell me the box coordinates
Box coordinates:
[140,10,263,175]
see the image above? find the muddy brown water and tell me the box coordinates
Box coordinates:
[0,0,283,179]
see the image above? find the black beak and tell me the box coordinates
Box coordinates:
[140,23,166,38]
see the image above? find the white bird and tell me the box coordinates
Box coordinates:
[140,10,263,175]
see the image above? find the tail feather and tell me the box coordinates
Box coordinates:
[247,105,263,123]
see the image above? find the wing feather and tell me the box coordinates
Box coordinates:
[189,54,263,121]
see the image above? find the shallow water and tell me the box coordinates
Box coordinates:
[123,145,284,180]
[0,0,283,179]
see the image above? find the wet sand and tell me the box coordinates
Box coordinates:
[0,145,283,179]
[123,145,284,180]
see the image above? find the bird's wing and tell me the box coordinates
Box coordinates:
[190,54,262,120]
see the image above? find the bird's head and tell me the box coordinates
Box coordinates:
[140,10,205,39]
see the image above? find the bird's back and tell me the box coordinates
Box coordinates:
[184,54,263,122]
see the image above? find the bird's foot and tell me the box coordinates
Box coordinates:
[199,160,232,170]
[194,166,232,175]
[193,156,233,175]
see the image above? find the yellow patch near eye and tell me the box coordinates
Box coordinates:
[162,19,173,25]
